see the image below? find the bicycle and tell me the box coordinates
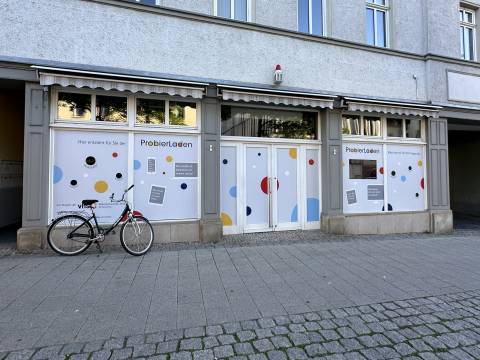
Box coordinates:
[47,185,154,256]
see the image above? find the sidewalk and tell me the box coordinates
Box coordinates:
[1,232,480,359]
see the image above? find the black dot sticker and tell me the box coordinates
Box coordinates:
[408,166,413,171]
[116,173,123,179]
[258,153,261,156]
[70,179,78,187]
[415,193,420,198]
[391,170,396,177]
[222,159,228,164]
[85,156,96,166]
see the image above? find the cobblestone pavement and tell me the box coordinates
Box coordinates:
[2,233,480,359]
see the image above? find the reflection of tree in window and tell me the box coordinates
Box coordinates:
[96,96,127,122]
[221,106,317,139]
[57,92,91,120]
[169,102,197,126]
[136,98,165,125]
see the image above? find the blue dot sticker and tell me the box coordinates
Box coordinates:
[246,206,252,216]
[229,186,237,198]
[223,159,228,165]
[134,160,141,170]
[401,175,407,182]
[181,183,187,190]
[53,165,63,184]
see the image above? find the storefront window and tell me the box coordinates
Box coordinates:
[96,95,127,122]
[342,115,361,135]
[57,92,91,120]
[387,118,403,137]
[349,159,377,179]
[136,98,165,125]
[221,106,318,140]
[363,116,381,136]
[169,102,197,126]
[406,119,421,138]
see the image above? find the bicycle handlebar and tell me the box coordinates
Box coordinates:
[110,185,135,202]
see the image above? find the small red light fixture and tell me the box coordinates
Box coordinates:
[274,64,284,84]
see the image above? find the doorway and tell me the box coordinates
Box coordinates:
[220,141,321,234]
[0,79,25,248]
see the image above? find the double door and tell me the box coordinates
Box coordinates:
[220,142,321,234]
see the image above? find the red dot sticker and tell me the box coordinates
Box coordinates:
[260,177,280,194]
[379,167,384,175]
[308,159,315,166]
[420,178,425,189]
[112,152,118,158]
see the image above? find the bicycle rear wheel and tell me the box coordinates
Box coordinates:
[120,216,154,256]
[47,215,93,256]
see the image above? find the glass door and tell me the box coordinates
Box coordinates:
[273,146,301,230]
[244,146,272,231]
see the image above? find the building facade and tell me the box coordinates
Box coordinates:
[0,0,479,249]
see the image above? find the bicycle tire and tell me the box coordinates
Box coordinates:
[47,214,93,256]
[120,216,154,256]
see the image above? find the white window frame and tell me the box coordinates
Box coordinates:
[366,0,390,48]
[297,0,327,36]
[214,0,252,21]
[460,7,477,61]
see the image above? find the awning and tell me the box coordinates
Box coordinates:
[39,72,205,99]
[344,97,442,118]
[220,86,335,109]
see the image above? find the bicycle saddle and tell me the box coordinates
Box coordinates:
[82,199,99,207]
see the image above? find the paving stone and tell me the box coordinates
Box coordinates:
[258,318,276,328]
[339,338,363,351]
[193,349,214,360]
[423,336,448,351]
[304,343,327,357]
[255,328,273,338]
[146,332,165,344]
[60,343,85,356]
[394,342,416,356]
[249,354,268,360]
[237,330,257,342]
[31,346,62,359]
[180,338,203,351]
[337,326,356,338]
[147,356,168,360]
[271,336,292,349]
[272,326,289,335]
[286,347,307,359]
[218,334,236,345]
[274,316,290,326]
[69,354,90,360]
[104,338,125,350]
[289,315,305,324]
[133,343,156,357]
[248,338,271,352]
[304,312,321,321]
[213,345,235,358]
[83,340,105,352]
[127,334,145,346]
[319,330,340,341]
[156,340,178,354]
[90,350,112,360]
[241,320,259,330]
[111,347,133,360]
[409,339,433,352]
[376,346,399,359]
[288,333,310,346]
[185,327,206,338]
[322,341,345,354]
[170,351,192,360]
[288,324,305,333]
[223,322,242,334]
[234,342,255,355]
[203,336,220,349]
[6,350,36,360]
[165,330,184,341]
[267,350,287,360]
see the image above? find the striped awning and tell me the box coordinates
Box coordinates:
[39,73,205,98]
[220,87,335,109]
[344,97,442,118]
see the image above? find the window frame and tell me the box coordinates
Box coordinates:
[366,0,390,48]
[297,0,327,36]
[51,88,201,132]
[460,7,477,61]
[214,0,252,22]
[342,113,426,144]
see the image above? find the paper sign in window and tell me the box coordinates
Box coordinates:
[147,157,156,174]
[367,185,384,201]
[175,163,198,178]
[149,185,165,205]
[346,190,357,205]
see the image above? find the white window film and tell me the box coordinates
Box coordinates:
[51,89,201,223]
[298,0,325,36]
[366,0,388,47]
[460,7,476,61]
[216,0,249,21]
[220,146,238,227]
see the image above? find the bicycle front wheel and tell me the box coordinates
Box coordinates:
[120,216,154,256]
[47,215,93,256]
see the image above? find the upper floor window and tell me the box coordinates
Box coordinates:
[298,0,325,36]
[134,0,158,5]
[215,0,250,21]
[366,0,388,48]
[460,7,476,61]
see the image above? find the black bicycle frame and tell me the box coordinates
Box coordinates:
[69,203,132,240]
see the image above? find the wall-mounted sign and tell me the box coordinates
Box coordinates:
[367,185,384,201]
[149,185,166,205]
[175,163,198,178]
[346,189,357,205]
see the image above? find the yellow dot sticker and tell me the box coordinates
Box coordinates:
[166,155,173,163]
[220,212,233,226]
[288,148,297,159]
[94,180,109,193]
[418,160,423,167]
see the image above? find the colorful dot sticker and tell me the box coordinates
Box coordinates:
[166,155,173,163]
[221,212,233,226]
[246,206,252,216]
[379,167,384,175]
[94,180,109,193]
[70,179,78,187]
[229,186,237,198]
[112,152,118,158]
[134,160,141,170]
[418,160,423,167]
[223,159,228,164]
[116,173,123,180]
[181,183,187,190]
[289,148,297,159]
[401,175,407,182]
[308,159,315,166]
[85,156,96,166]
[53,165,63,184]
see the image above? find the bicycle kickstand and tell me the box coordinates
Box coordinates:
[95,241,103,253]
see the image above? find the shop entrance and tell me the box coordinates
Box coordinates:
[448,119,480,229]
[0,79,25,248]
[220,142,321,234]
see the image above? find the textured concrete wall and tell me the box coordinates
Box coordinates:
[160,0,212,15]
[392,0,426,54]
[425,0,460,58]
[0,0,428,101]
[255,0,297,31]
[329,0,365,44]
